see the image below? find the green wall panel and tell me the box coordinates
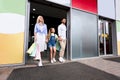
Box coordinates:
[0,0,26,15]
[117,21,120,32]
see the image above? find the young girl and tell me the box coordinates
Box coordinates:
[46,28,58,63]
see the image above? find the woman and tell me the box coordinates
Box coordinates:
[34,16,47,66]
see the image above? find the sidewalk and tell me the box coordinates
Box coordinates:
[0,56,120,80]
[78,56,120,77]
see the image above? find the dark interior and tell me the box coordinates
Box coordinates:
[26,1,70,63]
[29,1,68,46]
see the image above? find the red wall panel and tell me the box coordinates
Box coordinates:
[72,0,97,14]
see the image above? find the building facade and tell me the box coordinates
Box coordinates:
[0,0,120,66]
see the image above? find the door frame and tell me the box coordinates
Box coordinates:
[25,0,71,63]
[98,18,117,56]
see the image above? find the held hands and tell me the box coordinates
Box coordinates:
[45,38,48,43]
[45,36,49,43]
[58,36,62,41]
[34,33,37,42]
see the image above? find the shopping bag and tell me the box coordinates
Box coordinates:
[30,45,36,57]
[27,42,36,54]
[56,40,61,51]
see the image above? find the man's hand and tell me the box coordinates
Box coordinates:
[58,36,62,41]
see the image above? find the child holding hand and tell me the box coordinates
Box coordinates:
[46,28,58,63]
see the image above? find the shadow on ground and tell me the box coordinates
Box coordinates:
[103,57,120,63]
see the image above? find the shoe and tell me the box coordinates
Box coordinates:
[38,61,43,66]
[33,58,40,61]
[53,58,56,63]
[51,60,54,63]
[59,57,65,63]
[59,57,63,63]
[62,58,65,63]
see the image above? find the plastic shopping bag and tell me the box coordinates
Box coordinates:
[27,42,36,54]
[30,45,37,57]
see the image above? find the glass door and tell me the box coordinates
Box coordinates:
[98,20,112,55]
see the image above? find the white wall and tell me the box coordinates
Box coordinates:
[116,0,120,21]
[46,0,71,6]
[98,0,115,19]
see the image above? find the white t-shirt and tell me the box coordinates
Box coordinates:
[58,23,66,40]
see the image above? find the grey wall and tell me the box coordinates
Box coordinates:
[98,0,115,19]
[71,9,98,59]
[116,0,120,21]
[112,21,117,55]
[46,0,71,6]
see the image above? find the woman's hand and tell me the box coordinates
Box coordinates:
[34,36,37,42]
[34,33,37,42]
[45,39,48,43]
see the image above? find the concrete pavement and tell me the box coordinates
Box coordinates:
[0,56,120,80]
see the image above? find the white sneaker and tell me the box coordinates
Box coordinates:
[53,58,56,63]
[59,57,63,63]
[59,57,65,63]
[62,58,65,62]
[38,61,43,66]
[51,60,54,63]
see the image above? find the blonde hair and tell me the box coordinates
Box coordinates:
[47,28,55,40]
[36,16,44,24]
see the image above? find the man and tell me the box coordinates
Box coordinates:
[58,18,67,63]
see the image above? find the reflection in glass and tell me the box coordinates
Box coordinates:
[98,19,112,55]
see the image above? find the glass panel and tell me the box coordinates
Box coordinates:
[98,19,113,55]
[71,9,98,59]
[106,22,112,54]
[98,21,105,55]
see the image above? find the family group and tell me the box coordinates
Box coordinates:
[28,16,67,66]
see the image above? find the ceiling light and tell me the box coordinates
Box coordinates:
[33,8,36,11]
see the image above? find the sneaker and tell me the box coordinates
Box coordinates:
[53,58,56,63]
[59,57,63,63]
[51,60,54,63]
[62,58,65,63]
[38,61,43,66]
[33,58,40,61]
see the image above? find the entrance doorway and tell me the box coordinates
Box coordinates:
[98,19,113,55]
[26,0,70,64]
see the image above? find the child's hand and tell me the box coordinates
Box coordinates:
[45,39,48,43]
